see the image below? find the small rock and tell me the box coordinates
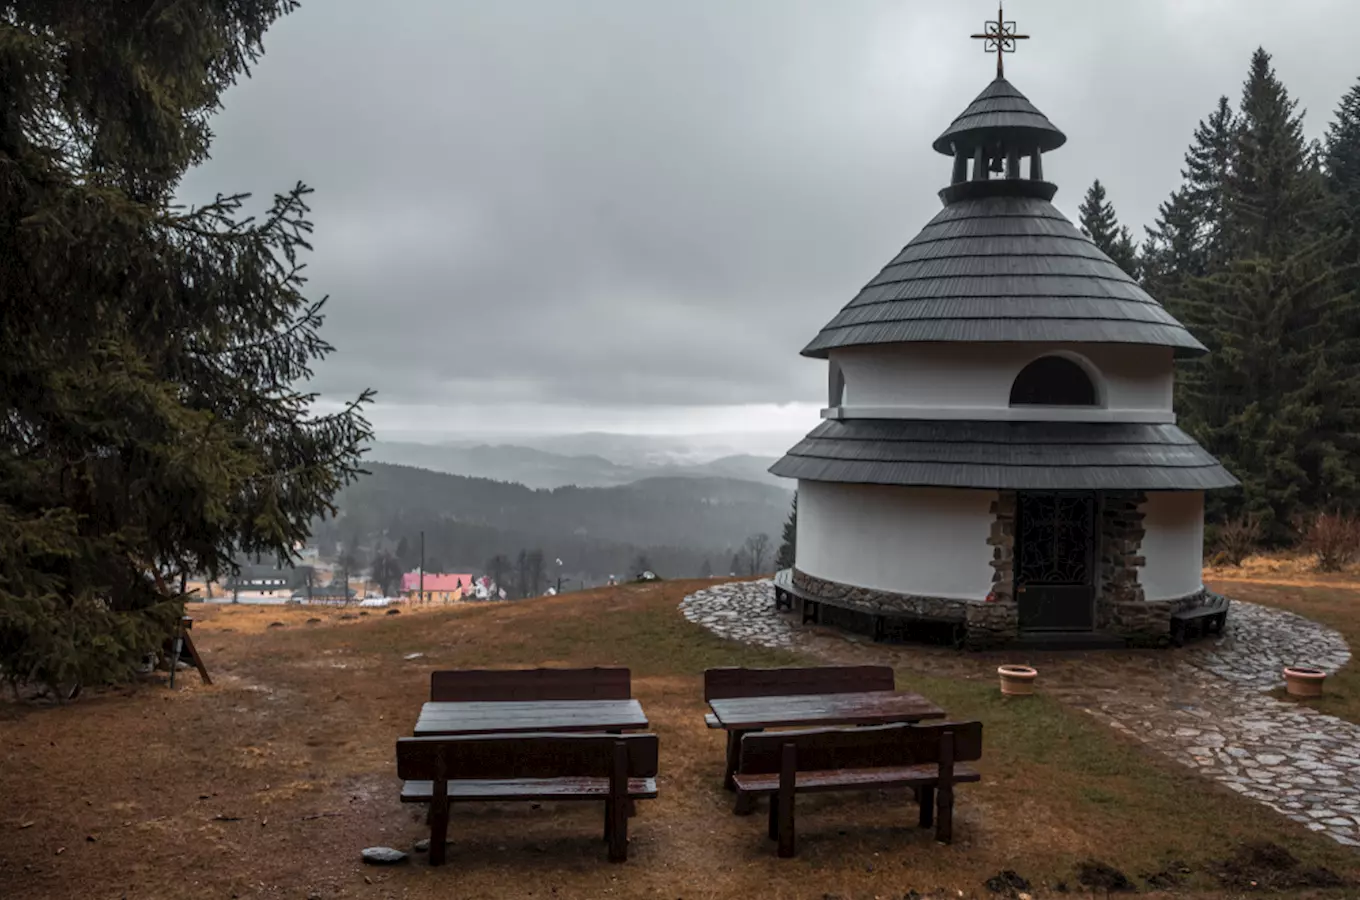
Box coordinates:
[307,618,322,625]
[268,622,285,629]
[359,611,369,617]
[413,838,430,852]
[404,653,424,660]
[386,609,401,616]
[360,846,407,865]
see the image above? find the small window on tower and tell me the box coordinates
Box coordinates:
[1009,356,1098,407]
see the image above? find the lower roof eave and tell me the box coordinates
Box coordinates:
[768,417,1240,492]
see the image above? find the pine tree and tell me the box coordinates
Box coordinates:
[699,558,712,578]
[1177,49,1360,538]
[1078,180,1140,276]
[0,2,371,694]
[1142,97,1237,319]
[774,492,798,570]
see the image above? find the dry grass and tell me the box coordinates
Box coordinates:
[0,581,1357,899]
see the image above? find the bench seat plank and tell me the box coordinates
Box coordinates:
[704,713,721,729]
[401,777,659,803]
[732,763,980,795]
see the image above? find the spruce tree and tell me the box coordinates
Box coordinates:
[774,492,798,570]
[1177,49,1359,538]
[1078,180,1140,276]
[0,2,372,693]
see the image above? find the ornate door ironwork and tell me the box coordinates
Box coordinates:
[1016,492,1096,632]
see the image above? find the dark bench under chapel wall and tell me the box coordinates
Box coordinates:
[429,667,632,702]
[397,733,659,865]
[1170,594,1230,647]
[734,720,983,857]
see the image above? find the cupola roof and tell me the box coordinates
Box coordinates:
[932,77,1066,156]
[801,22,1206,360]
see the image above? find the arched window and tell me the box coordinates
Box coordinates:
[1009,356,1098,407]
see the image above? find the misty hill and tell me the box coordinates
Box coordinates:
[311,463,789,582]
[366,440,787,490]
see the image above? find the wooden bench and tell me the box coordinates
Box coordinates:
[732,721,982,857]
[1170,594,1229,647]
[796,591,966,648]
[396,732,659,865]
[430,667,631,702]
[703,665,896,800]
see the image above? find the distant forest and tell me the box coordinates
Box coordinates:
[1081,49,1360,551]
[310,463,789,585]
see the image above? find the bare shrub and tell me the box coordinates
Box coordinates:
[1214,513,1262,567]
[1301,511,1360,572]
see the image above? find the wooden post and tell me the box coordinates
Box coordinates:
[951,147,968,184]
[1006,146,1020,179]
[777,742,797,858]
[972,146,987,181]
[429,753,449,866]
[607,740,630,862]
[1030,149,1043,181]
[935,730,955,844]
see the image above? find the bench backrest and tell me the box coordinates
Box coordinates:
[429,667,631,702]
[738,721,983,774]
[703,665,895,702]
[396,732,659,781]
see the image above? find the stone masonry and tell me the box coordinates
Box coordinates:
[791,489,1208,647]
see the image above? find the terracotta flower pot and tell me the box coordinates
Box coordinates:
[1283,666,1326,698]
[998,665,1038,696]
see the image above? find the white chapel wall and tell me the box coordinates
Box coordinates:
[829,343,1175,420]
[1138,491,1205,601]
[796,480,996,601]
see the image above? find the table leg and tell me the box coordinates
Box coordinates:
[724,729,746,792]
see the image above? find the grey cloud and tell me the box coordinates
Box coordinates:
[181,0,1360,425]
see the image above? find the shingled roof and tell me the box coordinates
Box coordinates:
[770,419,1238,491]
[801,194,1207,358]
[799,70,1208,360]
[933,77,1066,155]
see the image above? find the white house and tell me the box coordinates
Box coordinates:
[770,72,1236,647]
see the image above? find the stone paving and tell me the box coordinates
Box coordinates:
[679,580,1360,848]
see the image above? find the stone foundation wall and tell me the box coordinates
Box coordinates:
[794,488,1208,648]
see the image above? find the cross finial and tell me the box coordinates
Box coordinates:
[971,2,1029,79]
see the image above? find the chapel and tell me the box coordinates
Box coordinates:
[770,13,1237,648]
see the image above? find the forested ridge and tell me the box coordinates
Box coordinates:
[310,463,787,583]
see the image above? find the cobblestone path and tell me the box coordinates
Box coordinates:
[679,581,1360,848]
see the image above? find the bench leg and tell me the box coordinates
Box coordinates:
[935,783,953,844]
[776,786,795,857]
[767,794,780,841]
[918,785,934,828]
[607,798,629,862]
[428,804,450,866]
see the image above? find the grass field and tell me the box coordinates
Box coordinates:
[0,579,1357,899]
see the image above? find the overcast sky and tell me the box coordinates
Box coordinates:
[180,0,1360,446]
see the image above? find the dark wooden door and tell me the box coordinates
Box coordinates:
[1015,493,1096,632]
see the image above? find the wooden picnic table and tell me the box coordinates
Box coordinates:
[707,690,947,797]
[414,699,649,736]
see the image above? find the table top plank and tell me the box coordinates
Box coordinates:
[414,699,649,736]
[707,691,945,731]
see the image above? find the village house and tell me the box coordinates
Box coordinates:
[401,572,474,603]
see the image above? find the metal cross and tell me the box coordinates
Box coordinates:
[971,3,1029,79]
